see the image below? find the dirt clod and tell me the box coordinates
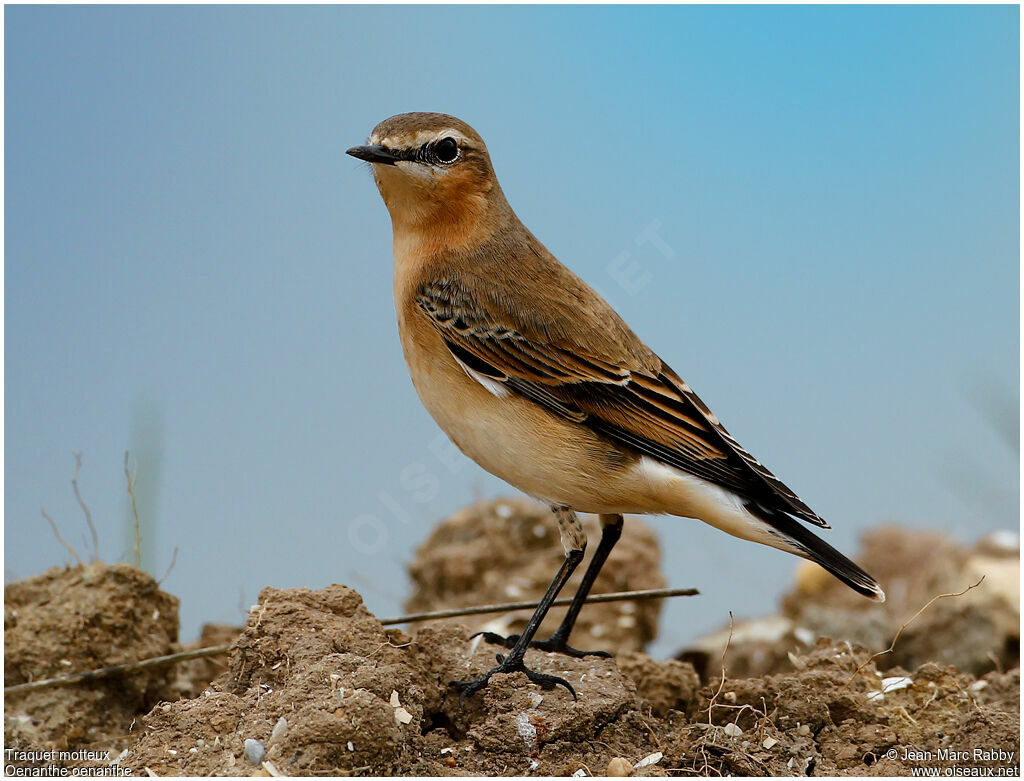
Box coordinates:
[5,562,179,761]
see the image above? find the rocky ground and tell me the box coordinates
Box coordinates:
[5,498,1020,777]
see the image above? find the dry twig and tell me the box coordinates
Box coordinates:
[41,508,83,567]
[124,451,142,567]
[5,645,228,695]
[72,452,100,562]
[706,610,735,725]
[378,586,698,624]
[842,576,985,692]
[157,547,179,587]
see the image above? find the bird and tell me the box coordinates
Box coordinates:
[347,112,885,700]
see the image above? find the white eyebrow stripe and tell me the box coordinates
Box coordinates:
[370,129,469,148]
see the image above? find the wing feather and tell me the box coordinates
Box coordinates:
[418,280,828,528]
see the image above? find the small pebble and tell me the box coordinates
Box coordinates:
[516,712,537,749]
[244,739,265,765]
[394,706,413,725]
[606,757,633,776]
[796,724,811,737]
[270,717,287,743]
[724,722,743,737]
[634,751,663,769]
[347,742,355,752]
[762,737,778,750]
[880,676,913,693]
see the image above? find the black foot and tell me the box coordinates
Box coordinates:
[449,652,577,703]
[472,631,612,659]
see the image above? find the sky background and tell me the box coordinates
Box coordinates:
[6,5,1019,656]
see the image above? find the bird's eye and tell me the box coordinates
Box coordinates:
[432,137,459,164]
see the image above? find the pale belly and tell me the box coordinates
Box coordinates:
[398,315,644,513]
[396,308,789,551]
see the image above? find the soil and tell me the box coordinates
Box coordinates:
[4,499,1020,777]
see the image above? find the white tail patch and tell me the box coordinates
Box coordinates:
[632,457,803,555]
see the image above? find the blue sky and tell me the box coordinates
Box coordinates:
[6,5,1018,654]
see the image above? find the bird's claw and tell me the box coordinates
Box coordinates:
[449,654,577,704]
[530,636,613,659]
[469,630,520,648]
[473,630,612,659]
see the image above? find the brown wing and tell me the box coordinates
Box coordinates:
[417,278,829,528]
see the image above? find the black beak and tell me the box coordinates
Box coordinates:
[346,144,399,165]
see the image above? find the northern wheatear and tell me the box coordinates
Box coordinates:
[348,112,884,699]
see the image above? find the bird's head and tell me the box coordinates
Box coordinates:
[348,113,507,246]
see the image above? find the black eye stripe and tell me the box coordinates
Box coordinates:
[384,138,462,165]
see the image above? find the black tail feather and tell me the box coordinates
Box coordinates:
[746,503,886,602]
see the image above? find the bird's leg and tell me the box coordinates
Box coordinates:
[529,513,623,656]
[450,506,585,701]
[477,513,623,659]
